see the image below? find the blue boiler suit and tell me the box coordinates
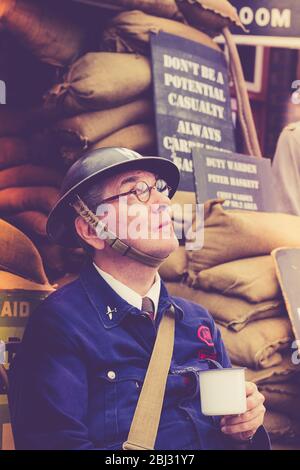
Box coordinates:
[9,262,270,450]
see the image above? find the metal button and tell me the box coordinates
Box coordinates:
[107,371,116,380]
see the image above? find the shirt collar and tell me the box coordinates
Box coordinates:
[79,262,183,329]
[93,262,161,317]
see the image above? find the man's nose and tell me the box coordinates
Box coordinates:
[150,186,171,205]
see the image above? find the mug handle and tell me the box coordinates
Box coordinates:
[206,358,223,370]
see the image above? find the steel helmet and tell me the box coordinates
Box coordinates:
[47,147,180,265]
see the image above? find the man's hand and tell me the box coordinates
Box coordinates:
[220,382,266,442]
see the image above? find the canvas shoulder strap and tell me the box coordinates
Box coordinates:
[122,305,176,451]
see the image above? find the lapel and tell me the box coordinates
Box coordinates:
[79,262,184,329]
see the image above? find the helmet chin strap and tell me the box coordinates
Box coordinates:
[70,195,167,269]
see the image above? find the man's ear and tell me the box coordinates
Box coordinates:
[74,216,105,250]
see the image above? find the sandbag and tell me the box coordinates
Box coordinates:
[191,256,281,303]
[33,241,84,283]
[0,107,61,137]
[245,355,300,385]
[28,130,61,166]
[91,0,181,19]
[175,0,244,36]
[259,383,300,418]
[264,411,300,443]
[0,0,88,67]
[63,247,87,274]
[159,247,187,281]
[170,190,199,247]
[172,191,196,207]
[101,10,220,54]
[165,282,284,331]
[0,269,53,291]
[52,98,153,161]
[53,273,79,290]
[0,187,59,214]
[44,53,152,113]
[187,200,300,274]
[36,240,66,280]
[218,318,293,369]
[272,122,300,216]
[0,164,62,189]
[0,219,49,285]
[91,123,156,158]
[4,212,48,237]
[0,138,29,170]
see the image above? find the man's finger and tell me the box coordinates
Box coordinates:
[246,381,257,396]
[246,390,265,412]
[221,404,265,427]
[221,415,262,436]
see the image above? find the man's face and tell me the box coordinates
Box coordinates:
[96,169,179,259]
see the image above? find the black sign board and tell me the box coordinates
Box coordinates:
[192,148,276,212]
[230,0,300,48]
[151,32,235,192]
[273,248,300,355]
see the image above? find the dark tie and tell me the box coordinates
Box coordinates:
[141,296,155,322]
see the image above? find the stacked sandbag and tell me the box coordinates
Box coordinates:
[43,51,156,165]
[44,53,152,113]
[159,246,188,282]
[166,282,300,445]
[186,200,300,276]
[51,98,154,165]
[166,282,290,367]
[0,163,61,234]
[0,1,242,279]
[0,107,61,137]
[217,319,292,369]
[43,8,224,167]
[0,219,55,450]
[89,0,182,19]
[0,218,55,346]
[259,383,300,419]
[100,10,221,54]
[0,218,49,284]
[0,0,89,67]
[0,151,83,279]
[0,106,85,279]
[245,355,300,385]
[0,138,29,169]
[0,135,64,278]
[91,123,157,156]
[245,356,300,444]
[175,0,245,36]
[189,256,281,303]
[263,411,300,445]
[165,200,300,444]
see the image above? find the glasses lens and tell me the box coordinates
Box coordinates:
[135,181,150,202]
[156,179,170,197]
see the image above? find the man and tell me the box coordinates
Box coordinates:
[9,147,269,450]
[272,122,300,215]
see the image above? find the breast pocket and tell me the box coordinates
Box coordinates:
[92,367,146,448]
[172,358,223,402]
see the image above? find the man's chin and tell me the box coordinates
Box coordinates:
[141,237,179,260]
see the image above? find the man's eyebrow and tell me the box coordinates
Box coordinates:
[119,175,143,188]
[119,173,158,189]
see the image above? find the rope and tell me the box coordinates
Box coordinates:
[223,27,262,158]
